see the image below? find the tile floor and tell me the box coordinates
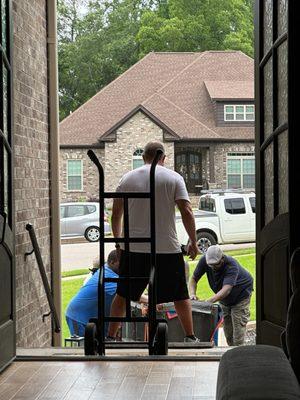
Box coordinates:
[0,360,219,399]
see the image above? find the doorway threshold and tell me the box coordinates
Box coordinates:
[16,346,230,362]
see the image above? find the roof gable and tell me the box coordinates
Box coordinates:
[204,80,254,101]
[100,105,180,142]
[60,51,254,146]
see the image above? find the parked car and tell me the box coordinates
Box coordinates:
[176,190,255,252]
[60,202,111,242]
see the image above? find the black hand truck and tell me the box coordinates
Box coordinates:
[84,149,168,356]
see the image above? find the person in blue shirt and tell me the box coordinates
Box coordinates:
[65,250,119,337]
[189,245,253,346]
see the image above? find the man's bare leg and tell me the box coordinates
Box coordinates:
[107,294,126,337]
[174,299,194,336]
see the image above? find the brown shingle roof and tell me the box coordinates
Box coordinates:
[204,80,254,100]
[60,51,254,145]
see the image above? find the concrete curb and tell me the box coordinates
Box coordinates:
[61,235,114,245]
[61,236,87,245]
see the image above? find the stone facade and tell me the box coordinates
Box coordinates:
[173,142,255,206]
[174,142,255,192]
[13,0,52,347]
[105,112,174,192]
[211,143,255,189]
[60,148,105,202]
[60,112,175,203]
[60,112,255,206]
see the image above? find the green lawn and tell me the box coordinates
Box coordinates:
[62,277,85,342]
[61,250,255,342]
[62,269,90,278]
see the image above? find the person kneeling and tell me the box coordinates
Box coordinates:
[65,250,119,337]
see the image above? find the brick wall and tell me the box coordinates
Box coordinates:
[13,0,52,347]
[60,148,105,202]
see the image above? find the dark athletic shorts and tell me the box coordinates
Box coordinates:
[116,250,189,304]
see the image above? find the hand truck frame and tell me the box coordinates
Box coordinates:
[84,149,168,356]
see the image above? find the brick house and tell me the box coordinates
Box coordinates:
[60,51,255,204]
[0,0,60,368]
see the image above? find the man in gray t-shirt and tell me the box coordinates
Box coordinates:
[107,141,200,342]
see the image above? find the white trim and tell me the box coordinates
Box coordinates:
[226,153,255,189]
[224,104,255,121]
[48,0,62,346]
[67,159,83,191]
[132,148,144,170]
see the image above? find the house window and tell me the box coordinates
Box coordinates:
[67,160,83,191]
[227,153,255,189]
[132,148,144,169]
[224,105,255,121]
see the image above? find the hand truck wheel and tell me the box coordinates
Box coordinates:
[84,322,98,355]
[153,322,168,355]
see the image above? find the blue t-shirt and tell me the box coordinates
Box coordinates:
[65,264,118,325]
[193,255,253,306]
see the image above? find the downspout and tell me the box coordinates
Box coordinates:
[47,0,62,346]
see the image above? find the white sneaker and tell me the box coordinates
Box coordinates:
[184,335,201,343]
[105,336,117,342]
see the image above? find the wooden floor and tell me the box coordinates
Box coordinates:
[0,361,219,399]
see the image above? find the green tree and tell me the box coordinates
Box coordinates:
[58,0,254,120]
[137,0,254,56]
[58,0,152,120]
[57,0,88,43]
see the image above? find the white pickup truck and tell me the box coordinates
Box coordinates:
[176,191,256,252]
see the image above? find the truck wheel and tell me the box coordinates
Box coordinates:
[196,232,216,253]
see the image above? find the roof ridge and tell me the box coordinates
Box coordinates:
[204,50,241,53]
[156,52,206,95]
[153,93,221,138]
[140,52,202,106]
[60,52,155,126]
[204,79,254,81]
[139,104,181,139]
[151,51,201,54]
[237,50,254,61]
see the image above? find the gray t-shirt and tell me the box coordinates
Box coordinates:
[116,164,190,253]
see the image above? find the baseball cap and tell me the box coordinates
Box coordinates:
[205,245,223,265]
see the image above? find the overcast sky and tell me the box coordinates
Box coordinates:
[78,4,88,16]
